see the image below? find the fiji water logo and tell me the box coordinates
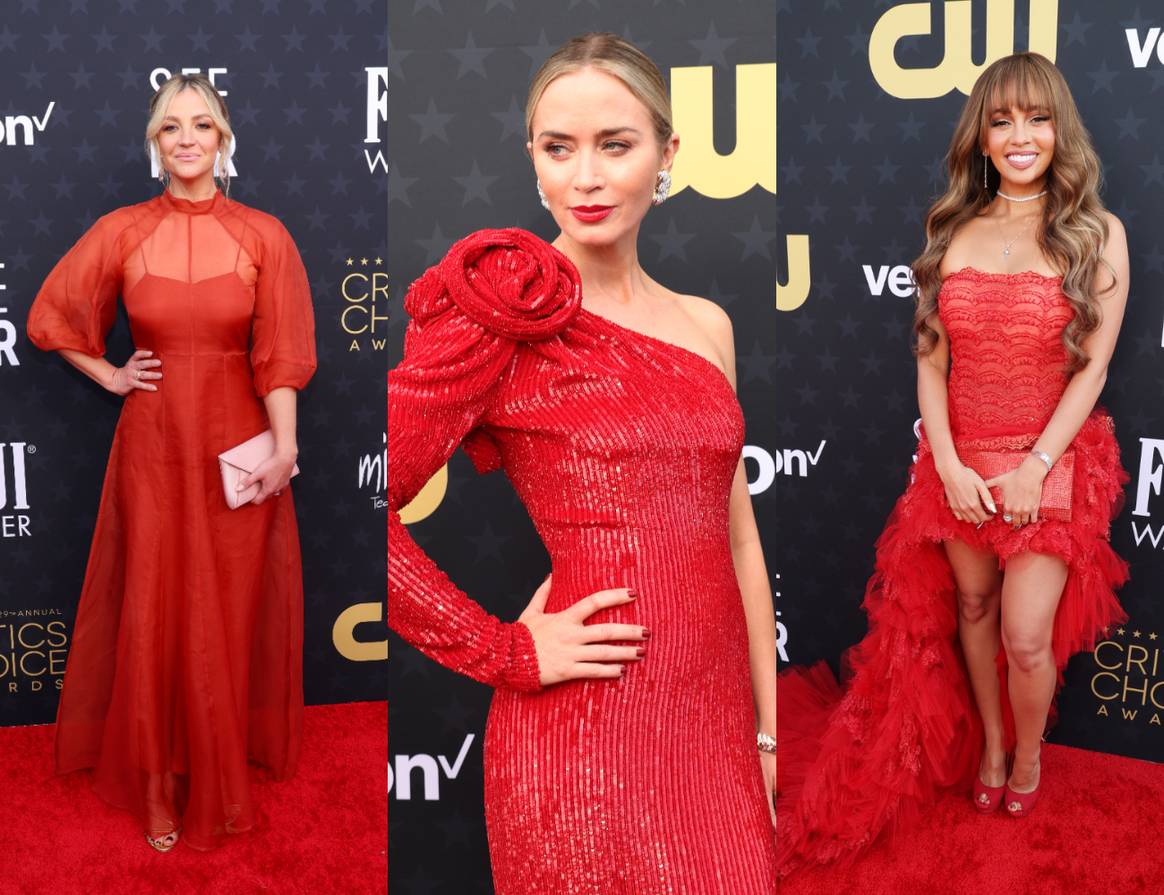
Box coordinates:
[1131,438,1164,549]
[1,441,32,539]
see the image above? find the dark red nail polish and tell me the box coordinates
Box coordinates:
[642,628,651,639]
[627,587,637,599]
[635,647,646,657]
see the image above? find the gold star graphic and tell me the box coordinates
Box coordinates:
[1133,630,1142,638]
[1116,627,1126,636]
[345,257,354,266]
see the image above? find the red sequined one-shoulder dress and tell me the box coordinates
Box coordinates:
[26,189,317,850]
[776,267,1128,875]
[388,229,777,893]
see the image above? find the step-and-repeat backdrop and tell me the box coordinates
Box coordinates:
[776,0,1163,766]
[388,1,777,889]
[0,4,388,727]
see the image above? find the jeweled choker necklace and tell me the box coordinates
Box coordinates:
[996,189,1047,203]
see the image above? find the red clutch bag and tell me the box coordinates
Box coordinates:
[959,448,1074,523]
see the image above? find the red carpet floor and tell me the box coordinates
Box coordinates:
[1,701,386,895]
[781,742,1164,895]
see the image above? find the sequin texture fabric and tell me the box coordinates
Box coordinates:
[775,267,1129,876]
[388,228,778,893]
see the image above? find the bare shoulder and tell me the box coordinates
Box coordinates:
[939,212,991,276]
[1101,210,1127,246]
[674,291,733,341]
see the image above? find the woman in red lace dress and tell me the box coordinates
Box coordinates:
[26,74,316,852]
[776,53,1130,874]
[389,34,777,893]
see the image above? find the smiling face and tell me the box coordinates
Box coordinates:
[527,67,677,248]
[983,99,1055,194]
[156,87,222,188]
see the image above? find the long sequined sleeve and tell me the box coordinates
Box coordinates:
[388,228,582,691]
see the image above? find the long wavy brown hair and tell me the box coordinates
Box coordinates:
[911,52,1115,371]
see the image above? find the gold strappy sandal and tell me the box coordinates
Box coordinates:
[144,828,181,852]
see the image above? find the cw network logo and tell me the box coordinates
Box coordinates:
[1131,437,1164,550]
[0,101,54,147]
[388,734,475,800]
[1127,26,1164,68]
[863,263,916,298]
[747,441,827,492]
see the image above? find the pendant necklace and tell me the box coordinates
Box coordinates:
[994,213,1035,258]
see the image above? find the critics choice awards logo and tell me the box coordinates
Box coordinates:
[1091,624,1164,728]
[339,254,387,353]
[1,610,67,695]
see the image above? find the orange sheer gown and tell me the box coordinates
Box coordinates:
[26,189,317,850]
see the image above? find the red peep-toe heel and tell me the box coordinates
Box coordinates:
[1004,760,1042,818]
[973,775,1006,813]
[973,751,1009,813]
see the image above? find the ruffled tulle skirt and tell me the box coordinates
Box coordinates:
[776,411,1129,876]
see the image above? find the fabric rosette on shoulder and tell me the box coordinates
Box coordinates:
[405,227,582,342]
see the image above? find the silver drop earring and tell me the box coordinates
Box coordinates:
[536,179,550,211]
[983,154,989,193]
[652,169,671,206]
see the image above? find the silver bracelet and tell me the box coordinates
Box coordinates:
[1030,449,1053,473]
[757,732,776,754]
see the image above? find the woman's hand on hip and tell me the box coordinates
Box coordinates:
[239,451,297,505]
[519,574,648,687]
[108,349,162,396]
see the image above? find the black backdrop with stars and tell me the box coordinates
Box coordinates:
[0,1,387,729]
[776,0,1164,766]
[388,1,776,890]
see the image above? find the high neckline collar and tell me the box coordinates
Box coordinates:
[160,188,223,215]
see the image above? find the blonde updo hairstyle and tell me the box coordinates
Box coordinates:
[525,32,674,149]
[145,72,234,196]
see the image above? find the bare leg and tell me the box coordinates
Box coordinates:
[944,539,1006,787]
[999,551,1069,793]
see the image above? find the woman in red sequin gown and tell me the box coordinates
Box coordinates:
[26,76,316,851]
[389,35,777,895]
[776,54,1130,875]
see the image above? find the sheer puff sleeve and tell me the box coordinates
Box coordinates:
[251,217,317,397]
[388,228,581,691]
[26,210,127,357]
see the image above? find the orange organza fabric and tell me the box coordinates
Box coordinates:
[26,189,317,850]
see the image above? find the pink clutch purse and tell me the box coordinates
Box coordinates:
[217,429,300,510]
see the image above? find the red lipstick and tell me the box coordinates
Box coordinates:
[571,205,613,223]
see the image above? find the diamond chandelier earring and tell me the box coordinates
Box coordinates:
[536,179,550,210]
[652,169,671,206]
